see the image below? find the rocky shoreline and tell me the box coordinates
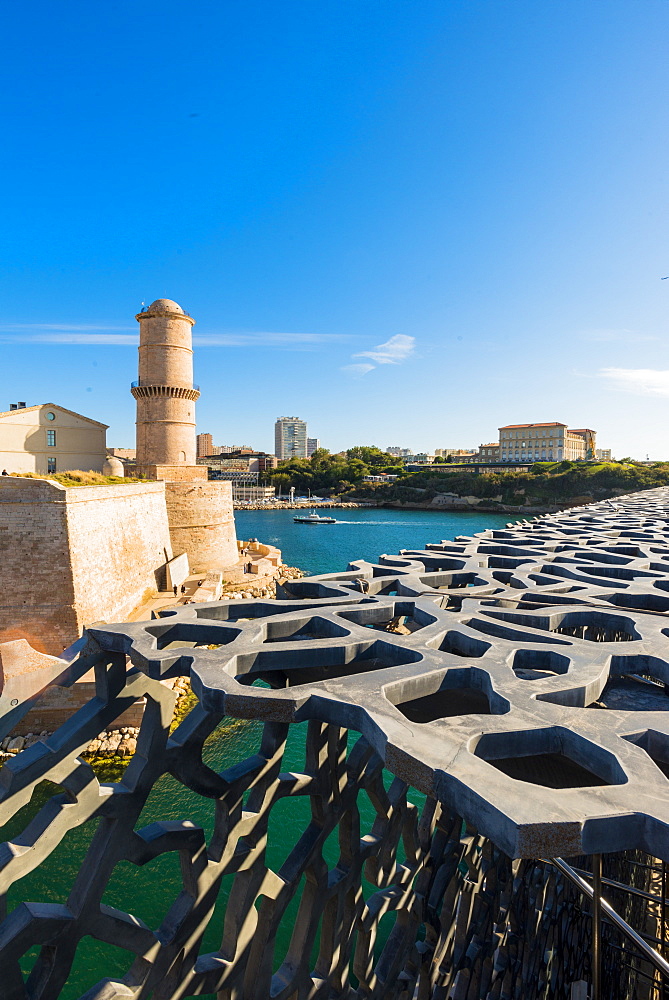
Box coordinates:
[233,501,373,510]
[377,500,565,514]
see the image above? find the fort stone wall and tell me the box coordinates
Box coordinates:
[0,477,77,653]
[0,478,172,654]
[64,480,173,631]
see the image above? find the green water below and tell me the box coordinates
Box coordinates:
[5,509,511,996]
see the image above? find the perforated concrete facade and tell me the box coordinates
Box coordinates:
[3,489,669,997]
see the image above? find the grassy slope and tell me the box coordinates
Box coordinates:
[9,471,142,487]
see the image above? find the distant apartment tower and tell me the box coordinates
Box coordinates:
[498,423,596,463]
[275,417,307,460]
[596,448,612,461]
[387,447,412,457]
[197,433,213,459]
[307,437,320,457]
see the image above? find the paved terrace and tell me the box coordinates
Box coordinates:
[4,488,669,997]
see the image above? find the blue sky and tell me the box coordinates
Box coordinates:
[1,1,668,457]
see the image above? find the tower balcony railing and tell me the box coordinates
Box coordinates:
[131,380,200,391]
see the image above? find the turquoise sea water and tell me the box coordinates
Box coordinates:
[5,509,511,997]
[234,506,512,576]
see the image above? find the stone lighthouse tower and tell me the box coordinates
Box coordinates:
[131,298,238,571]
[132,298,200,472]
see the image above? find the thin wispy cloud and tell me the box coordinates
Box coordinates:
[583,327,659,343]
[0,326,350,349]
[194,332,350,348]
[342,334,416,376]
[0,323,135,332]
[341,362,376,377]
[354,334,415,365]
[597,367,669,396]
[0,332,138,345]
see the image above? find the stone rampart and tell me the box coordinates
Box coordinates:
[0,477,172,654]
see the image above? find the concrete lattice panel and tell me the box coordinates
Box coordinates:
[2,488,669,997]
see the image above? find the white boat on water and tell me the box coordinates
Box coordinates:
[293,510,337,524]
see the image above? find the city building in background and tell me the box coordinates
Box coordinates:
[596,448,612,461]
[435,448,476,458]
[275,417,307,460]
[197,451,278,474]
[498,423,596,463]
[0,402,107,474]
[196,432,213,459]
[477,443,500,461]
[307,437,320,457]
[386,446,413,457]
[232,484,276,502]
[568,429,597,460]
[217,444,255,454]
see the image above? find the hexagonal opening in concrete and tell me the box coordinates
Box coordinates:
[235,639,424,689]
[512,649,571,681]
[428,630,491,657]
[262,616,350,643]
[605,592,669,613]
[473,728,626,788]
[386,667,509,723]
[420,572,489,591]
[622,730,669,779]
[465,615,572,645]
[145,622,241,650]
[476,609,640,643]
[402,555,467,572]
[187,602,302,622]
[337,603,437,635]
[595,656,669,711]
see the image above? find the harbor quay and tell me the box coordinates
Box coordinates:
[2,489,669,997]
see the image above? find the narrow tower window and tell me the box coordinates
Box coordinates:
[47,429,56,447]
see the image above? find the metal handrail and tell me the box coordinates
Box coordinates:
[130,381,200,391]
[543,856,669,988]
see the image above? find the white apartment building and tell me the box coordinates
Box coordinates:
[307,437,320,457]
[498,423,596,463]
[596,449,612,461]
[275,417,308,460]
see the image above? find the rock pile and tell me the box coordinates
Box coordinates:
[222,564,304,601]
[84,728,139,757]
